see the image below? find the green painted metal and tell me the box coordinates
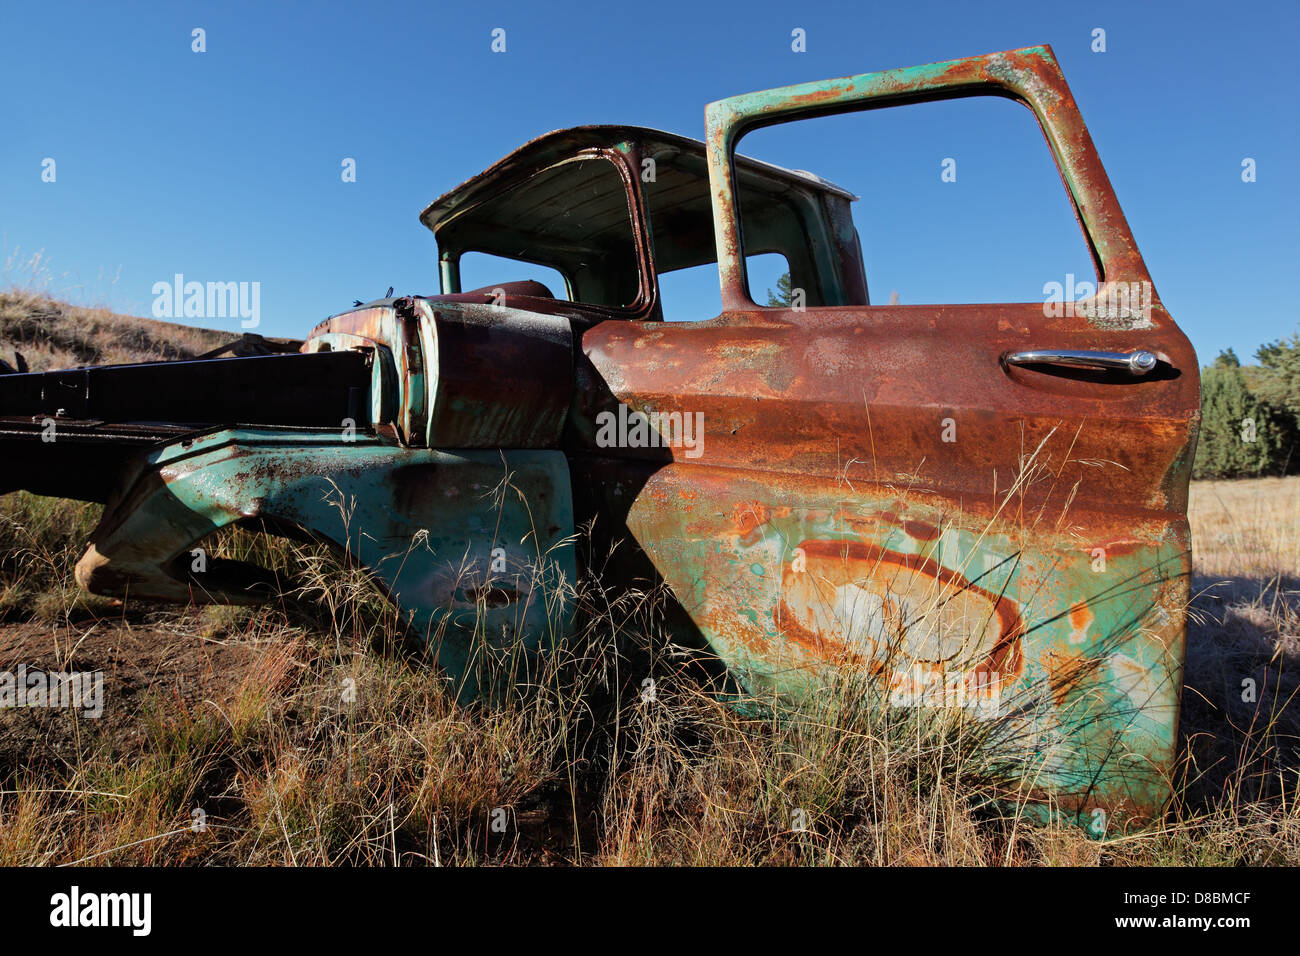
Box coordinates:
[623,463,1187,825]
[77,428,578,701]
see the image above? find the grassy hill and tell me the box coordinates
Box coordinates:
[0,289,237,372]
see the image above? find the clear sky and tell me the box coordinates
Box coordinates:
[2,0,1297,366]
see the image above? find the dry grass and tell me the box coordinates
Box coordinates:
[1189,476,1300,580]
[0,249,233,371]
[0,289,230,372]
[0,477,1295,867]
[1180,476,1300,826]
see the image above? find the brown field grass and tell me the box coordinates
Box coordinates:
[0,288,1297,866]
[0,288,230,372]
[1189,477,1299,580]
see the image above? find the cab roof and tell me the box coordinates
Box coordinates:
[418,124,856,236]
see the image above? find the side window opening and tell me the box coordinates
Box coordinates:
[733,95,1097,307]
[655,253,791,321]
[436,155,642,308]
[644,147,800,321]
[749,252,794,305]
[457,252,570,300]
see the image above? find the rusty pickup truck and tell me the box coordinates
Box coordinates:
[0,46,1199,829]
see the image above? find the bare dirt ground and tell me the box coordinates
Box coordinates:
[0,616,260,780]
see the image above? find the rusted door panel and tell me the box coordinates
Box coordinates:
[577,305,1197,510]
[577,311,1194,823]
[621,462,1187,819]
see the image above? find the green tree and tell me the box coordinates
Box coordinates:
[1213,348,1240,368]
[1193,363,1287,479]
[1250,330,1300,474]
[766,272,793,306]
[1252,330,1300,420]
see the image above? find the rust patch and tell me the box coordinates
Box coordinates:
[1068,600,1095,645]
[902,518,941,541]
[733,500,770,538]
[777,539,1025,691]
[1044,649,1104,708]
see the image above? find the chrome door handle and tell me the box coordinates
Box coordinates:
[1004,349,1159,375]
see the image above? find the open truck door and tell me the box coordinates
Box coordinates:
[580,46,1199,829]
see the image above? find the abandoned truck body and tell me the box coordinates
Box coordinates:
[0,47,1198,828]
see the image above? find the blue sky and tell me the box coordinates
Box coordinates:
[2,0,1297,365]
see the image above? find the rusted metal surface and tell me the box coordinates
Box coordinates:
[77,429,577,701]
[306,297,573,448]
[618,463,1188,819]
[0,45,1197,827]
